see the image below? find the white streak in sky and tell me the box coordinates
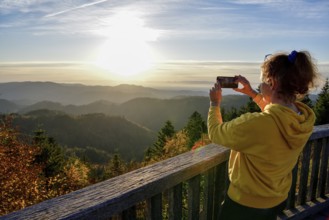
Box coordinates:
[44,0,109,18]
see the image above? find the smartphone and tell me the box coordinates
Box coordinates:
[216,76,238,88]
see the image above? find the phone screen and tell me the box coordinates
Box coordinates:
[216,76,238,88]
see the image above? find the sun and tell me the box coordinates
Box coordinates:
[96,39,153,78]
[95,11,159,79]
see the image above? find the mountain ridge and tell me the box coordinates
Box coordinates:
[0,81,208,105]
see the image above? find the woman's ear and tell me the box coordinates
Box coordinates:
[270,79,277,90]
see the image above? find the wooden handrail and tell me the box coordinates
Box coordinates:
[2,124,329,220]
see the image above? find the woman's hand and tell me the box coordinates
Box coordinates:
[233,75,258,99]
[209,82,222,106]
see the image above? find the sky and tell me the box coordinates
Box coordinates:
[0,0,328,93]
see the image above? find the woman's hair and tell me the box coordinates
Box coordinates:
[261,50,319,102]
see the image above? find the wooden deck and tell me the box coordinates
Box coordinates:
[304,207,329,219]
[1,124,329,220]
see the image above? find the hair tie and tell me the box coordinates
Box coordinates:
[288,50,298,63]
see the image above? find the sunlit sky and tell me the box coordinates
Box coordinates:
[0,0,328,92]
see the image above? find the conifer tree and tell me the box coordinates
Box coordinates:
[314,78,329,125]
[145,120,175,161]
[154,120,175,150]
[88,165,107,183]
[239,97,261,115]
[144,147,154,162]
[106,154,126,178]
[33,129,65,178]
[223,107,239,121]
[239,86,261,115]
[185,111,207,148]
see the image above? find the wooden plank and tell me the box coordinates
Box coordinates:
[308,139,322,201]
[2,144,230,220]
[146,194,162,220]
[286,162,298,209]
[122,206,136,220]
[278,195,329,220]
[213,161,228,219]
[297,141,312,205]
[325,137,329,194]
[202,168,215,220]
[318,137,329,198]
[187,175,200,220]
[168,183,182,220]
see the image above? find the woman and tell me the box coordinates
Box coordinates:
[208,50,319,220]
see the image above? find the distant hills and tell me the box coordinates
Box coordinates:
[0,81,208,105]
[1,95,249,131]
[0,81,251,131]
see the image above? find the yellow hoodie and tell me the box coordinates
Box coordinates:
[207,100,315,208]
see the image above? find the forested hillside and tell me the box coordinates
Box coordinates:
[0,99,22,113]
[11,111,155,161]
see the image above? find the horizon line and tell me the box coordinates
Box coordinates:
[1,60,329,65]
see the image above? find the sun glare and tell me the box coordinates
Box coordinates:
[95,11,159,79]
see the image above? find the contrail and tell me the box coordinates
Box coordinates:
[44,0,109,18]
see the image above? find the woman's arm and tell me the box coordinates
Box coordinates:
[233,75,268,111]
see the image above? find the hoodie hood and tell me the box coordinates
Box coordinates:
[264,101,315,149]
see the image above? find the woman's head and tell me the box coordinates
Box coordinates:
[261,50,319,102]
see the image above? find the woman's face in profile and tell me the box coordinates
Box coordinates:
[260,82,271,102]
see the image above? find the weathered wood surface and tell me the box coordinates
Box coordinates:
[309,124,329,140]
[1,144,230,220]
[308,139,321,202]
[168,183,182,220]
[279,195,329,220]
[297,141,312,205]
[188,175,201,219]
[318,137,329,197]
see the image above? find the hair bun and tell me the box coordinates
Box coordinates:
[288,50,298,63]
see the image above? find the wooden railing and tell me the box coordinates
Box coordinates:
[1,124,329,220]
[279,124,329,220]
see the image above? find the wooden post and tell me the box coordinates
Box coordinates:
[188,175,201,220]
[168,183,182,220]
[297,141,312,205]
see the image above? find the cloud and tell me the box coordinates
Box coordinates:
[230,0,329,19]
[1,0,328,39]
[1,0,328,61]
[0,0,52,14]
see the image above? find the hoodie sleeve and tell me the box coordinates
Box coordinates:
[207,106,229,145]
[207,106,247,149]
[207,105,274,152]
